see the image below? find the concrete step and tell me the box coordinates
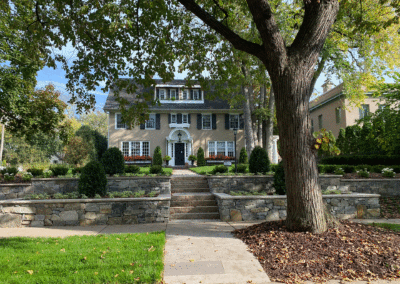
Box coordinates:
[169,212,220,220]
[172,187,210,193]
[171,200,218,207]
[172,182,209,186]
[172,183,209,188]
[170,206,219,214]
[171,193,215,201]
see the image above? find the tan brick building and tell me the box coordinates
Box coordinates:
[104,79,245,166]
[309,83,383,137]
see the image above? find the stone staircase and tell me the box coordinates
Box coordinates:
[170,177,220,220]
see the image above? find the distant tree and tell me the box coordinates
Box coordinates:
[63,137,91,166]
[78,110,108,137]
[76,125,107,161]
[153,146,162,166]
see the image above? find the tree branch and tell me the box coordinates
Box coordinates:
[177,0,264,59]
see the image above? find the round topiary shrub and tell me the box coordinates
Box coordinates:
[153,146,162,166]
[236,164,248,173]
[239,147,248,164]
[197,147,205,167]
[27,168,44,177]
[78,161,107,198]
[150,165,163,174]
[125,165,140,174]
[249,146,270,174]
[273,161,286,195]
[50,165,69,176]
[101,147,125,175]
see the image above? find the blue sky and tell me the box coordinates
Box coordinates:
[36,63,333,112]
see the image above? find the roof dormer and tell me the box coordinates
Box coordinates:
[155,84,204,104]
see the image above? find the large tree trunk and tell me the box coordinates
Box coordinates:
[242,85,255,155]
[265,88,275,161]
[258,85,265,146]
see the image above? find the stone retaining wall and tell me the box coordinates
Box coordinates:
[0,177,171,199]
[340,179,400,196]
[214,193,380,222]
[207,176,275,194]
[0,195,170,228]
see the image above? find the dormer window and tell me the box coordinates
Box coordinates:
[170,89,176,99]
[159,89,166,100]
[193,90,200,100]
[182,90,188,100]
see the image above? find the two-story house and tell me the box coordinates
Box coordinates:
[309,82,384,137]
[103,79,245,166]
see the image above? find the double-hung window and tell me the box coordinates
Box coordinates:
[171,113,177,124]
[202,114,211,130]
[182,90,188,100]
[193,90,200,100]
[229,114,239,129]
[335,107,341,124]
[182,114,188,124]
[170,89,176,99]
[116,113,126,129]
[122,141,150,157]
[145,114,156,129]
[359,104,370,119]
[208,141,235,157]
[159,89,166,100]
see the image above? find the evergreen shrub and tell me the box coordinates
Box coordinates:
[212,165,228,174]
[150,165,163,174]
[237,164,248,173]
[27,168,44,177]
[342,165,355,173]
[125,165,140,174]
[320,155,400,166]
[101,147,125,175]
[273,161,286,195]
[78,161,107,198]
[249,146,270,174]
[324,165,336,174]
[239,147,248,164]
[197,147,206,167]
[71,167,83,175]
[153,146,162,166]
[50,165,69,176]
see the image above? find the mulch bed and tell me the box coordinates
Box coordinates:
[342,173,400,179]
[233,220,400,283]
[380,197,400,219]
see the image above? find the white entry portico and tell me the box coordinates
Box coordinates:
[166,128,193,166]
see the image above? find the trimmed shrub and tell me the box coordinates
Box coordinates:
[150,165,163,174]
[273,161,286,195]
[125,165,140,174]
[197,147,206,167]
[239,147,248,164]
[237,164,248,173]
[391,165,400,173]
[249,146,270,174]
[78,161,107,198]
[318,164,326,174]
[153,146,162,166]
[1,167,18,175]
[212,165,228,174]
[71,167,83,175]
[342,165,355,173]
[320,155,400,166]
[324,165,337,174]
[50,165,69,176]
[355,164,372,172]
[101,147,125,175]
[27,168,44,177]
[371,165,385,173]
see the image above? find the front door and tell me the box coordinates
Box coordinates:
[175,143,185,166]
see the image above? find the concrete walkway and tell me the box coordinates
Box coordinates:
[1,219,399,284]
[171,168,201,177]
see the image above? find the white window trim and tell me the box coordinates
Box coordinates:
[145,113,156,130]
[169,113,190,128]
[159,88,204,104]
[159,88,166,100]
[182,113,188,124]
[193,89,200,100]
[182,89,188,100]
[171,113,177,124]
[202,114,212,130]
[115,113,126,129]
[170,89,176,99]
[229,114,240,129]
[208,141,235,157]
[122,141,151,157]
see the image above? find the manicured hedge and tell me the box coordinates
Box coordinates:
[320,155,400,166]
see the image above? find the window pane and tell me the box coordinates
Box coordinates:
[146,114,156,129]
[208,141,215,156]
[132,142,140,156]
[182,90,188,100]
[335,107,341,124]
[202,114,211,129]
[193,90,200,100]
[217,142,225,156]
[182,114,188,123]
[318,115,323,129]
[230,115,239,129]
[122,142,130,156]
[170,89,176,99]
[171,114,177,123]
[227,142,234,157]
[116,114,126,129]
[142,142,149,156]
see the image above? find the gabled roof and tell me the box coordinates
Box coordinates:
[103,79,233,111]
[309,83,344,111]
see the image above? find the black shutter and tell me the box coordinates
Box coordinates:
[156,88,159,100]
[190,90,193,100]
[177,113,182,124]
[225,114,230,130]
[168,114,171,124]
[140,114,145,129]
[176,88,179,100]
[156,114,160,130]
[167,89,170,99]
[197,114,202,129]
[188,114,191,124]
[212,114,217,129]
[239,114,244,129]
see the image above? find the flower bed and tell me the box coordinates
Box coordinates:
[124,155,152,162]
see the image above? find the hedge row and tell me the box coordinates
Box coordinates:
[320,155,400,166]
[318,164,400,174]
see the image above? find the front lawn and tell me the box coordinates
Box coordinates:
[0,232,165,284]
[369,222,400,232]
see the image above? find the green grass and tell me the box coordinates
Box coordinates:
[139,167,173,175]
[369,222,400,232]
[0,232,165,284]
[190,165,274,175]
[229,190,269,196]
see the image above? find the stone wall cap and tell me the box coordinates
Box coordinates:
[322,193,380,198]
[107,176,171,180]
[0,194,171,205]
[340,179,400,181]
[319,175,342,178]
[32,178,78,181]
[206,175,273,179]
[213,193,286,199]
[0,183,31,187]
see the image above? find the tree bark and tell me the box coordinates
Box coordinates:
[258,85,265,146]
[0,124,4,163]
[242,85,255,156]
[265,88,275,162]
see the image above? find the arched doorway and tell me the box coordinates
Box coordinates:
[166,128,192,167]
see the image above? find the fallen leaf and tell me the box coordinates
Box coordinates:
[27,270,33,275]
[129,270,134,274]
[114,274,119,278]
[189,259,195,262]
[94,272,98,275]
[60,248,65,252]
